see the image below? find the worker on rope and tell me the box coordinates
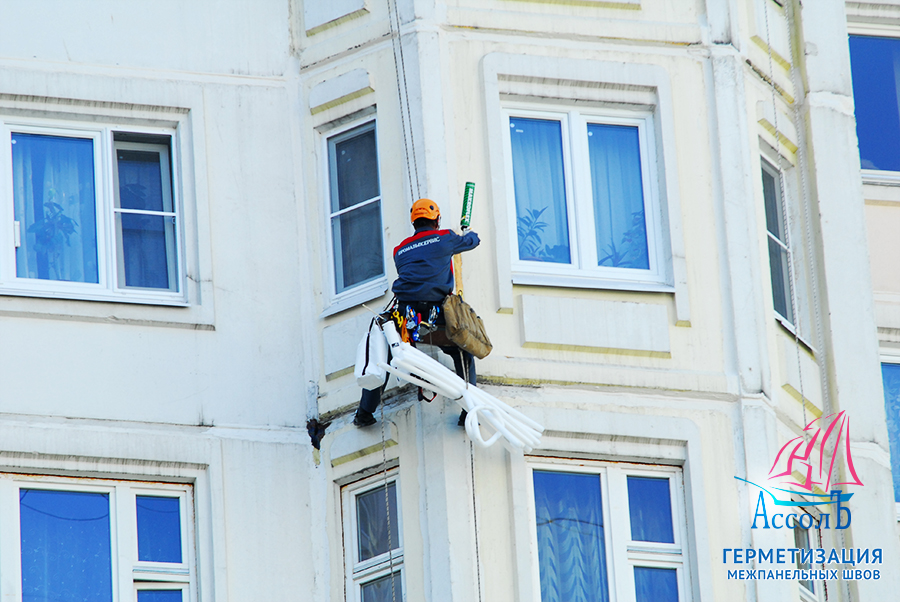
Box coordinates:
[354,198,481,427]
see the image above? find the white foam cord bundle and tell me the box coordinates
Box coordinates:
[376,321,544,452]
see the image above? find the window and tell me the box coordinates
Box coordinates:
[1,122,183,303]
[880,362,900,506]
[793,512,818,598]
[504,108,664,286]
[327,121,385,298]
[530,461,687,602]
[0,475,193,602]
[761,159,794,325]
[848,35,900,173]
[342,471,403,602]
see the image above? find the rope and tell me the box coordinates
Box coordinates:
[380,402,398,602]
[762,0,809,440]
[387,0,421,201]
[763,3,844,600]
[462,353,483,602]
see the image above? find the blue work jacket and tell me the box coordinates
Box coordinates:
[392,227,480,302]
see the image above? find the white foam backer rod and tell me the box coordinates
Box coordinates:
[378,322,544,452]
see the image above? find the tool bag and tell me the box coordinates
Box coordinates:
[442,294,492,359]
[354,318,388,390]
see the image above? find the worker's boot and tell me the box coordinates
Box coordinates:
[353,408,377,427]
[457,409,468,427]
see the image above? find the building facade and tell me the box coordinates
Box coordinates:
[0,1,897,601]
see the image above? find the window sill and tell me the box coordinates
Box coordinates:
[775,314,817,355]
[321,278,389,318]
[861,169,900,186]
[0,285,188,307]
[512,272,673,293]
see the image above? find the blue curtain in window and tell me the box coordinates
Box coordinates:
[533,471,609,602]
[880,363,900,502]
[510,118,571,264]
[849,36,900,171]
[588,124,649,270]
[12,133,99,283]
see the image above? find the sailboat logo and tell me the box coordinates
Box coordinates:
[735,411,862,511]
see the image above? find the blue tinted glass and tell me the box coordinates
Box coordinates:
[137,592,182,602]
[361,571,402,602]
[510,117,571,264]
[881,363,900,502]
[793,525,814,592]
[356,482,399,562]
[588,123,649,270]
[627,476,675,543]
[849,35,900,171]
[634,567,678,602]
[533,470,609,602]
[137,496,182,563]
[20,489,112,602]
[120,213,173,290]
[117,149,168,212]
[11,133,99,283]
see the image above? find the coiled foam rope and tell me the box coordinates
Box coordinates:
[376,321,543,452]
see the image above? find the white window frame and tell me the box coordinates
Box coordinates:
[760,158,794,328]
[341,470,404,602]
[502,105,666,289]
[791,507,822,602]
[0,118,186,305]
[0,474,195,602]
[526,458,690,602]
[846,25,900,185]
[320,117,388,318]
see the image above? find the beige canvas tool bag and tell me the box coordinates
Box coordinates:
[442,294,492,359]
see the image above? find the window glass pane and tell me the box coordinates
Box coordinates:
[533,470,609,602]
[588,123,649,270]
[361,571,402,602]
[117,149,170,212]
[118,214,175,290]
[880,363,900,503]
[137,591,182,602]
[12,133,99,284]
[849,35,900,171]
[627,476,675,543]
[332,201,384,292]
[634,566,678,602]
[510,117,571,264]
[332,126,379,212]
[793,524,814,592]
[356,482,399,562]
[136,495,182,563]
[20,489,112,602]
[761,166,793,324]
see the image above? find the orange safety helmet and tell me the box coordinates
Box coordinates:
[410,198,440,223]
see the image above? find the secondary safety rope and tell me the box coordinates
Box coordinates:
[462,356,484,602]
[380,400,398,602]
[763,3,843,600]
[387,0,422,201]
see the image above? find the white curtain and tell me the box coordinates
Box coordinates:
[588,123,649,270]
[12,133,98,283]
[510,117,571,264]
[534,471,609,602]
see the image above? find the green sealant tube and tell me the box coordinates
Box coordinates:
[460,182,475,229]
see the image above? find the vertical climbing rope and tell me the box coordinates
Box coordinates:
[387,0,422,201]
[380,402,398,602]
[763,2,844,600]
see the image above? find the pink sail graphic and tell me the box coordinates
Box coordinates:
[767,411,864,492]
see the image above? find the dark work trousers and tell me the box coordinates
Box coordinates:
[358,343,476,414]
